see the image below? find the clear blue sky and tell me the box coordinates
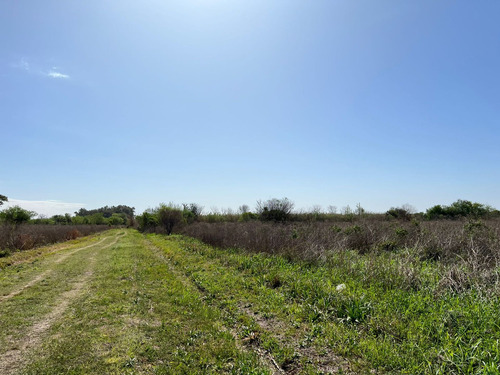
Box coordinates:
[1,1,499,216]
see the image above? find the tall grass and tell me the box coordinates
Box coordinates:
[181,219,500,292]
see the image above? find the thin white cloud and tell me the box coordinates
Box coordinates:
[20,58,30,71]
[10,58,71,80]
[2,199,85,218]
[11,57,30,71]
[47,71,70,79]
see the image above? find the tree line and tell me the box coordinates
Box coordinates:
[136,198,500,236]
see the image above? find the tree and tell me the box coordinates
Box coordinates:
[425,200,494,219]
[108,213,126,225]
[157,204,183,235]
[136,211,158,232]
[182,203,203,224]
[386,204,415,221]
[327,205,337,214]
[256,198,294,222]
[0,194,7,206]
[0,206,36,226]
[238,205,250,214]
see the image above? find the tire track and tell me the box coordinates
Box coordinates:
[0,235,116,303]
[0,234,123,375]
[143,239,283,374]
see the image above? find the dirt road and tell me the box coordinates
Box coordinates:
[0,229,270,375]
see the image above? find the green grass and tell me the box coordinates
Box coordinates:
[2,228,499,374]
[147,233,500,374]
[0,229,268,375]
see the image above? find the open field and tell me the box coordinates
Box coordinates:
[1,228,499,374]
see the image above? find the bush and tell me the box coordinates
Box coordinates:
[136,211,158,232]
[386,207,412,221]
[157,205,183,235]
[0,224,108,251]
[426,200,494,219]
[0,206,36,226]
[256,198,294,222]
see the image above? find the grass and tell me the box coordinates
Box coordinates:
[1,228,499,374]
[147,233,500,374]
[0,229,269,374]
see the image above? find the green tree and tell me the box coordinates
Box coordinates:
[426,200,494,219]
[157,204,183,235]
[0,194,7,206]
[108,213,126,225]
[0,205,36,226]
[136,211,158,232]
[256,198,294,222]
[88,213,105,225]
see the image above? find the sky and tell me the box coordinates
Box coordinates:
[1,0,499,216]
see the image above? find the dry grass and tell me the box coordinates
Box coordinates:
[0,224,109,253]
[181,218,500,292]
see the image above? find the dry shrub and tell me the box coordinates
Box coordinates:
[181,219,500,290]
[66,229,82,240]
[14,233,35,250]
[437,266,471,293]
[0,224,108,252]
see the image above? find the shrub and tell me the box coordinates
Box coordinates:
[386,207,412,221]
[157,205,183,235]
[0,206,36,226]
[137,211,158,232]
[239,212,258,222]
[426,200,494,219]
[0,224,108,251]
[256,198,294,222]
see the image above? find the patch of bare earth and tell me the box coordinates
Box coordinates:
[239,304,353,374]
[0,236,117,305]
[0,254,98,375]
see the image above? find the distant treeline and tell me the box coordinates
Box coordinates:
[136,198,500,236]
[0,197,135,227]
[74,205,135,218]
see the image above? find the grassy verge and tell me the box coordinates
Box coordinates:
[147,233,500,374]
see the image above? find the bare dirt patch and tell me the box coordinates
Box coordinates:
[0,252,99,374]
[0,236,115,305]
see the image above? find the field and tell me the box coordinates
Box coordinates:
[1,228,499,374]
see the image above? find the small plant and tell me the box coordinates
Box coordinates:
[376,240,398,252]
[344,225,362,235]
[267,273,282,289]
[336,296,372,324]
[395,227,408,237]
[330,225,342,233]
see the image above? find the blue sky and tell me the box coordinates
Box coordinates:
[1,0,499,216]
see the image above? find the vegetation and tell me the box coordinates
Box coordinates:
[0,205,36,226]
[136,203,203,234]
[426,199,497,220]
[147,233,500,374]
[0,230,268,374]
[74,204,135,218]
[0,224,109,254]
[256,197,294,222]
[0,203,131,252]
[2,195,500,373]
